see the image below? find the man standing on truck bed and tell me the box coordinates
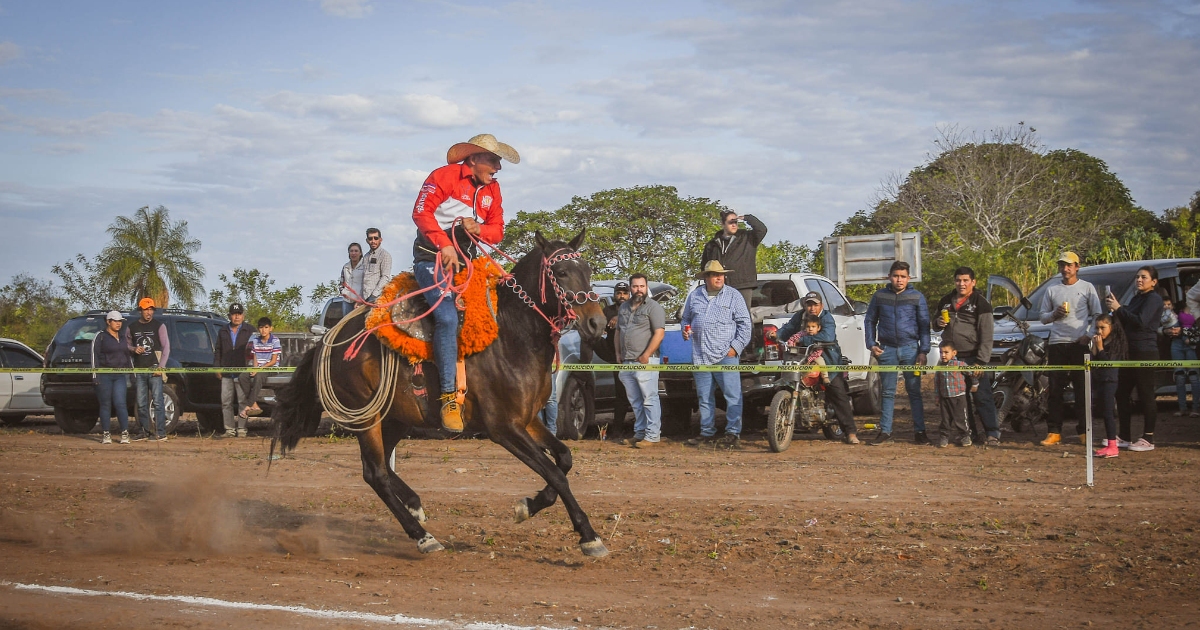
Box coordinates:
[774,291,859,444]
[362,228,392,305]
[615,274,666,448]
[932,266,1001,446]
[682,261,752,448]
[701,210,767,311]
[865,261,931,446]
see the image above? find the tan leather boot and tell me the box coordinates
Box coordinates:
[439,392,464,432]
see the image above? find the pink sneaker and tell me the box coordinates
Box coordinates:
[1094,442,1119,458]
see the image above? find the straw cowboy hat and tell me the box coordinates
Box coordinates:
[446,134,521,165]
[696,260,734,278]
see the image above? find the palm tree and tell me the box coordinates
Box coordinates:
[97,205,205,309]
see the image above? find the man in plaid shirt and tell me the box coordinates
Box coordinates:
[681,261,751,448]
[935,339,973,448]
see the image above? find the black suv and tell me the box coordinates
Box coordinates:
[41,308,234,434]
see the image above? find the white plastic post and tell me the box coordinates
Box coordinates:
[1084,353,1094,487]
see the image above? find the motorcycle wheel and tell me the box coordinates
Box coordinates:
[993,382,1023,432]
[821,422,845,441]
[766,390,795,453]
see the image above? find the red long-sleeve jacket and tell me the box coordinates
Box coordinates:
[411,163,504,264]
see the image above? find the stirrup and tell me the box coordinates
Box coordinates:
[439,392,464,433]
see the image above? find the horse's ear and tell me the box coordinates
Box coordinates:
[568,228,587,251]
[534,230,549,251]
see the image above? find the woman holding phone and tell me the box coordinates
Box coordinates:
[1107,266,1165,452]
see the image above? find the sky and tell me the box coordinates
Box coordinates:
[1,0,1198,309]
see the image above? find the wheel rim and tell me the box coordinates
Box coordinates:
[569,387,587,433]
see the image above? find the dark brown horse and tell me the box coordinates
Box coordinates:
[271,230,611,556]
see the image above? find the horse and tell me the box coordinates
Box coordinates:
[271,230,611,557]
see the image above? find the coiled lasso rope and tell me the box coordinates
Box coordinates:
[315,304,401,433]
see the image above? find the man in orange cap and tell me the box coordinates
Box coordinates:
[411,134,519,432]
[129,297,171,441]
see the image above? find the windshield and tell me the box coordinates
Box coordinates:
[53,316,108,345]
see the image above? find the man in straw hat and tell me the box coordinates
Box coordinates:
[411,133,520,432]
[681,260,752,448]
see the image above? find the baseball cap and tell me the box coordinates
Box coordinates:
[802,291,823,305]
[614,281,630,292]
[229,302,245,314]
[105,310,123,321]
[1057,251,1081,265]
[138,297,156,309]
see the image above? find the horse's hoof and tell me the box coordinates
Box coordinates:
[408,506,427,523]
[513,498,531,524]
[417,533,444,554]
[580,539,609,557]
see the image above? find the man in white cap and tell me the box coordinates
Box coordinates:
[682,261,752,448]
[411,134,519,432]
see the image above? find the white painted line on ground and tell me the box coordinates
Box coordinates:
[2,581,558,630]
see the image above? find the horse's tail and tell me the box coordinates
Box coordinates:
[270,344,323,460]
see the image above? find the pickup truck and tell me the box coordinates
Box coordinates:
[657,273,893,430]
[1,337,55,425]
[42,308,320,435]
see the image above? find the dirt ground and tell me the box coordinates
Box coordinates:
[1,380,1198,630]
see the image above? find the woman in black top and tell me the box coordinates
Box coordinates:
[90,311,134,444]
[1106,266,1164,451]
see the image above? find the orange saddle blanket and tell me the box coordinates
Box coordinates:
[365,257,505,362]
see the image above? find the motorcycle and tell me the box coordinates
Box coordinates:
[992,310,1051,433]
[766,342,845,452]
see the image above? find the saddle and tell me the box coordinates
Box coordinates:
[365,256,505,363]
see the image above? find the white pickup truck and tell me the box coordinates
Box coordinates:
[1,337,55,426]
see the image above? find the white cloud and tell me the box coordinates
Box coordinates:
[0,41,19,65]
[319,0,372,18]
[397,94,476,128]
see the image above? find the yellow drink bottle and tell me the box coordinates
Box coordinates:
[1063,300,1070,314]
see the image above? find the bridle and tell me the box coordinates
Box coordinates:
[503,247,601,339]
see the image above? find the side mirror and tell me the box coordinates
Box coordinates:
[310,324,328,335]
[852,301,868,316]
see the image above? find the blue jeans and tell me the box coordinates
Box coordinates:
[878,343,925,434]
[134,373,166,437]
[96,373,129,433]
[414,261,460,394]
[1170,338,1199,412]
[540,371,559,435]
[694,356,743,437]
[619,359,661,442]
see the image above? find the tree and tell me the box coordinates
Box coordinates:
[308,280,340,315]
[0,273,75,350]
[207,268,306,331]
[51,253,122,311]
[757,240,818,274]
[501,185,729,294]
[97,205,205,308]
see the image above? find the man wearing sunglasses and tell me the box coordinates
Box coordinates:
[361,228,392,304]
[701,210,767,311]
[411,134,519,432]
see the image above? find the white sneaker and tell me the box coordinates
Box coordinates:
[101,431,112,444]
[119,430,130,444]
[1128,438,1155,452]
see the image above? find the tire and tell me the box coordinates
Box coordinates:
[766,390,795,452]
[196,409,225,433]
[556,376,593,440]
[852,363,882,415]
[1,414,26,426]
[158,385,182,435]
[822,421,845,441]
[993,382,1022,432]
[53,407,97,434]
[660,401,693,435]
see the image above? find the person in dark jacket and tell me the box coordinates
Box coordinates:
[701,210,767,311]
[864,261,931,446]
[775,291,858,443]
[129,297,171,441]
[214,302,255,438]
[91,310,134,444]
[931,266,1000,445]
[1106,266,1165,452]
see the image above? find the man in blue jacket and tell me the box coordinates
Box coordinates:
[775,291,859,443]
[864,261,931,445]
